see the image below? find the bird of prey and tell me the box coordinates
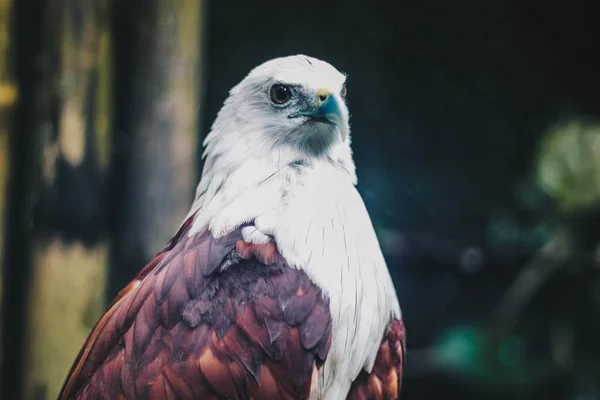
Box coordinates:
[58,55,405,400]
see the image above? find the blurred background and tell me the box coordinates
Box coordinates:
[1,0,599,399]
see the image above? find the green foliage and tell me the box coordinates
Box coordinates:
[537,118,600,213]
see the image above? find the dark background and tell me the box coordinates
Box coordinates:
[1,0,600,399]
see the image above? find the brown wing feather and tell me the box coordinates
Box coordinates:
[58,218,332,400]
[346,319,406,400]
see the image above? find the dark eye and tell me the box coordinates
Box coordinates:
[341,84,347,100]
[270,84,292,104]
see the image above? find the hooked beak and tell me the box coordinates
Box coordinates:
[293,88,348,142]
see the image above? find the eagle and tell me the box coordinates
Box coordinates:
[58,55,405,400]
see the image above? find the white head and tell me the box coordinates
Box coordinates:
[190,55,358,234]
[201,55,353,179]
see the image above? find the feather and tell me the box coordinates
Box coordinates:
[57,222,332,400]
[347,319,406,400]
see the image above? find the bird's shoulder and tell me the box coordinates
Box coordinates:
[58,216,332,400]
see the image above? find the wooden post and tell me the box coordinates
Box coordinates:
[109,0,204,295]
[1,1,113,399]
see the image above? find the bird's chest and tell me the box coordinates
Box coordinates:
[252,186,391,399]
[206,163,397,397]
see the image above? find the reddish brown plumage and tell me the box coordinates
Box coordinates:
[347,319,406,400]
[58,218,332,400]
[58,215,405,399]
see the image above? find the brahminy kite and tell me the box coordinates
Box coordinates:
[58,55,405,400]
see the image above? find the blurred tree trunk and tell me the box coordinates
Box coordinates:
[0,0,16,311]
[110,0,204,295]
[1,1,113,399]
[0,0,15,387]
